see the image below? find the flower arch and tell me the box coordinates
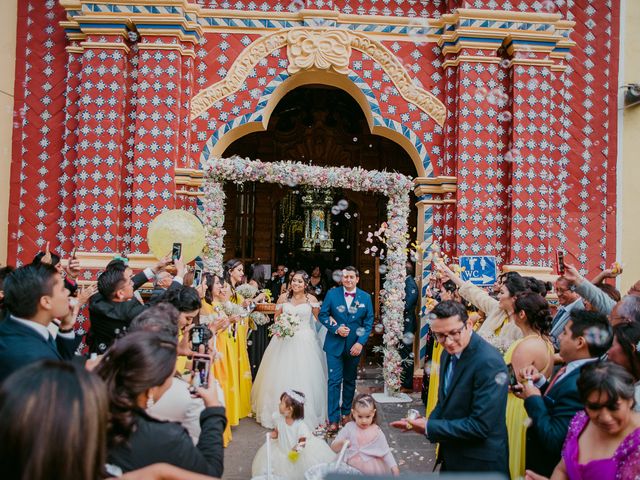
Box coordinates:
[201,155,413,394]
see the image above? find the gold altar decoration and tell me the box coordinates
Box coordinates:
[147,210,206,263]
[300,186,334,252]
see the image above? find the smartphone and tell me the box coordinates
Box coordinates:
[556,250,565,275]
[190,324,212,353]
[191,353,212,389]
[171,242,182,262]
[507,363,518,387]
[71,247,78,259]
[193,267,203,287]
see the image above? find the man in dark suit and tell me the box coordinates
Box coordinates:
[87,256,184,353]
[549,276,584,350]
[515,310,611,476]
[319,266,374,433]
[392,300,509,475]
[267,264,287,298]
[400,261,419,392]
[0,263,79,383]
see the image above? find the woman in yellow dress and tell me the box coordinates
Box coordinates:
[224,259,253,419]
[503,291,554,479]
[201,273,233,446]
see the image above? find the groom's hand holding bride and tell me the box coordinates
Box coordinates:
[349,343,362,356]
[337,325,350,337]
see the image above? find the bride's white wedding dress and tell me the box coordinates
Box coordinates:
[251,301,328,429]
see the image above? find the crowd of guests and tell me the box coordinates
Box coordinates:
[1,243,639,479]
[0,248,356,479]
[400,260,640,479]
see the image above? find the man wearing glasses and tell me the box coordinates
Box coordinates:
[391,300,509,475]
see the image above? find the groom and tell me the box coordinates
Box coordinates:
[319,266,374,433]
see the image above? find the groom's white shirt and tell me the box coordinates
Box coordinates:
[344,287,356,309]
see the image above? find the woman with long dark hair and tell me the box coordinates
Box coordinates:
[251,270,328,430]
[0,361,108,480]
[96,331,226,476]
[504,291,555,479]
[223,259,253,420]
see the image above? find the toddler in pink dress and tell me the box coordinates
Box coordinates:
[331,393,399,476]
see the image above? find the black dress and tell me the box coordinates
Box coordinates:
[107,407,226,477]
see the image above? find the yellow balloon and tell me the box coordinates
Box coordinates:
[147,210,206,263]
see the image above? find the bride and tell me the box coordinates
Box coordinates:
[251,270,328,429]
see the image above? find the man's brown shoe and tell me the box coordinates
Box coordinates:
[326,422,339,436]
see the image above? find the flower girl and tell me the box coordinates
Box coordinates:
[331,393,399,476]
[252,390,335,479]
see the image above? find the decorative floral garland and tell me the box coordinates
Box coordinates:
[202,155,413,395]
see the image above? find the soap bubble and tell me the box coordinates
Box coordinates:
[337,199,349,210]
[315,287,322,295]
[356,327,365,336]
[332,270,342,283]
[498,111,512,122]
[337,305,346,313]
[289,0,305,12]
[495,372,508,385]
[500,58,510,68]
[374,324,384,333]
[408,17,430,46]
[379,265,388,274]
[503,149,521,162]
[319,231,329,241]
[523,417,533,427]
[348,306,357,314]
[402,332,415,345]
[331,206,341,215]
[583,326,611,347]
[474,87,488,101]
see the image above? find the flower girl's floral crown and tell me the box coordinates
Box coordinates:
[285,389,306,405]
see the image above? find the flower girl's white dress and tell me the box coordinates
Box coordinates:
[252,412,336,479]
[251,301,328,429]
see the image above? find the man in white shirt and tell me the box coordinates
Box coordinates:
[0,263,78,382]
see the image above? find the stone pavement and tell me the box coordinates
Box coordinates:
[223,367,437,479]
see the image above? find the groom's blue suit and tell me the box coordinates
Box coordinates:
[319,286,374,423]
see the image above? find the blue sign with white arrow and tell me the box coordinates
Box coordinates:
[459,256,497,286]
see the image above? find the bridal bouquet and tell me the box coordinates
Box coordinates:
[222,301,247,318]
[235,283,258,299]
[249,311,270,327]
[268,311,301,339]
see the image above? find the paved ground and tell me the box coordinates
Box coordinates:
[223,367,437,479]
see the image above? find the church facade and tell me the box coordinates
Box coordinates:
[5,0,621,357]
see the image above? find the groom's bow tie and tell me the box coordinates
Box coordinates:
[344,292,355,298]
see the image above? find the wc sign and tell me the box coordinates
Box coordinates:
[459,256,497,286]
